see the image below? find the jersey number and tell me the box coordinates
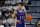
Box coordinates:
[20,16,23,20]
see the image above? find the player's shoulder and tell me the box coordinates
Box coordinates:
[14,10,17,13]
[14,10,17,14]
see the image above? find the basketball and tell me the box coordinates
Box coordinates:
[26,15,32,21]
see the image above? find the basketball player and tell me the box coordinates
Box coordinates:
[12,3,26,27]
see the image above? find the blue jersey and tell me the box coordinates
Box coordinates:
[16,9,25,24]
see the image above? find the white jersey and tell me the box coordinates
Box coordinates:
[0,12,2,16]
[8,6,13,10]
[16,0,22,3]
[0,25,4,27]
[5,1,10,4]
[11,0,16,5]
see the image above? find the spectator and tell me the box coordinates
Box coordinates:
[7,16,13,26]
[11,23,16,27]
[2,4,6,9]
[2,16,7,24]
[5,10,10,19]
[5,0,11,5]
[5,22,10,27]
[0,21,4,27]
[23,0,29,4]
[16,0,22,3]
[6,6,8,10]
[8,5,14,15]
[0,9,3,20]
[11,0,16,6]
[2,4,7,16]
[28,0,31,5]
[25,4,29,10]
[8,6,13,11]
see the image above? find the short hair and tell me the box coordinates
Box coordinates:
[17,3,23,6]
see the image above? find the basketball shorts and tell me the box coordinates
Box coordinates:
[16,23,25,27]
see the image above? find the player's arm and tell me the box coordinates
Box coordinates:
[12,11,21,22]
[12,11,17,21]
[24,10,27,17]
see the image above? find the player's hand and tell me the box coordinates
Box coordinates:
[17,20,21,23]
[15,19,21,23]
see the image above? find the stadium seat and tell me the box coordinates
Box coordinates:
[28,7,35,12]
[31,19,38,24]
[31,13,40,18]
[36,7,40,12]
[37,1,40,5]
[26,25,33,27]
[31,1,37,5]
[27,13,32,16]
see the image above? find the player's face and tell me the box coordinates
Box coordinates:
[18,4,22,9]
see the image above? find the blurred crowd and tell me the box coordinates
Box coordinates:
[0,6,15,27]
